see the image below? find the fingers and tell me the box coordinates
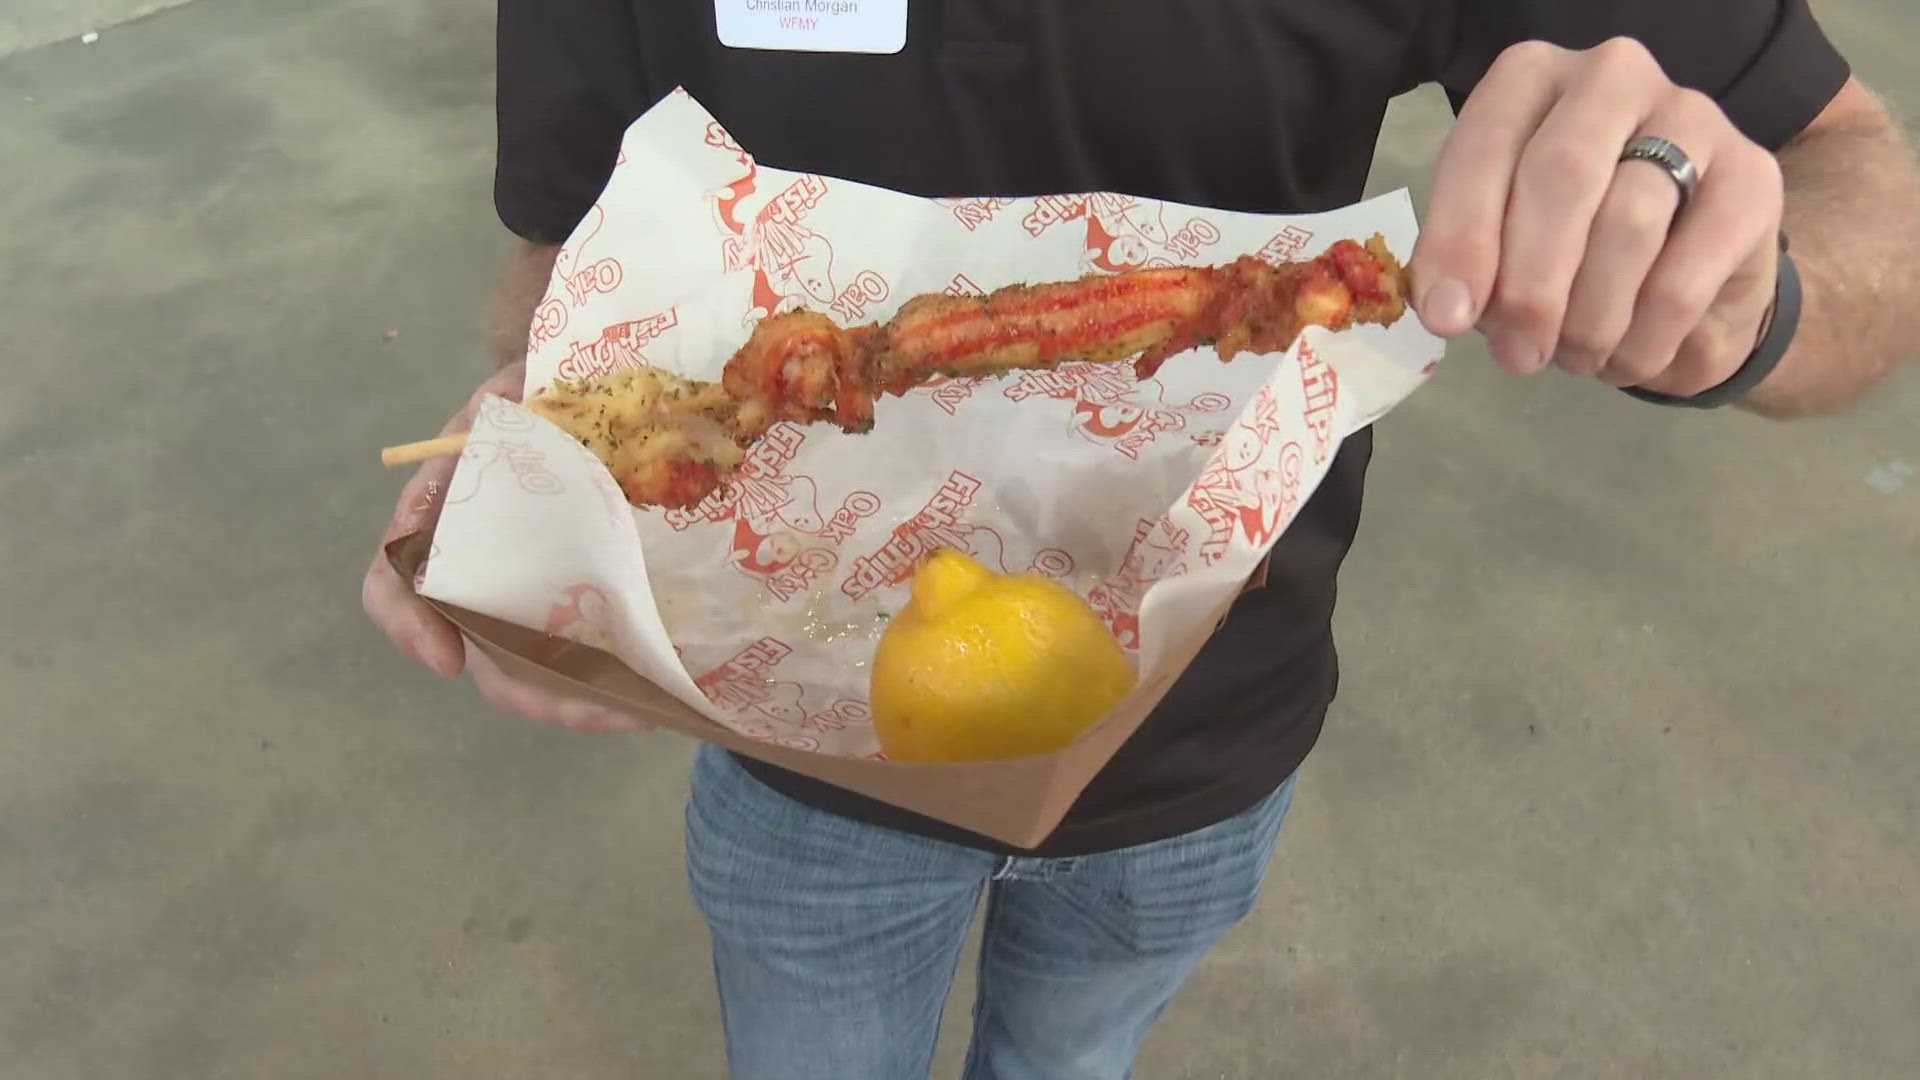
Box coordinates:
[366,419,464,678]
[1631,234,1780,398]
[363,457,466,678]
[1422,37,1783,394]
[384,455,457,544]
[1603,137,1782,390]
[364,363,532,681]
[1489,39,1668,374]
[467,648,655,734]
[475,360,529,408]
[1411,40,1569,338]
[1555,87,1730,377]
[362,550,465,678]
[362,566,465,680]
[1551,161,1681,375]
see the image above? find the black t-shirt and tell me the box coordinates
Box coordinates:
[495,0,1849,856]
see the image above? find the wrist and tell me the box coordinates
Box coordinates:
[490,336,528,371]
[489,239,563,371]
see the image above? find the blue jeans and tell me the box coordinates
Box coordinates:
[684,743,1299,1079]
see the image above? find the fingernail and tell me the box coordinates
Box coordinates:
[1419,278,1474,335]
[420,642,461,679]
[1550,345,1602,377]
[1491,333,1545,375]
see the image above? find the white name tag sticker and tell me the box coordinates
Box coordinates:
[715,0,907,55]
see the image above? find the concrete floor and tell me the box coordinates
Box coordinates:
[0,1,194,58]
[2,0,1915,1076]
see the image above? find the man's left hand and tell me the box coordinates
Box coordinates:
[1411,37,1784,397]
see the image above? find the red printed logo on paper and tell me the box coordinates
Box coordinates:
[1016,192,1221,275]
[1183,385,1309,564]
[443,440,566,504]
[556,308,681,383]
[703,133,862,327]
[500,442,565,496]
[663,424,883,601]
[544,583,615,650]
[734,690,871,744]
[907,374,987,415]
[556,204,624,307]
[693,636,792,715]
[446,404,567,505]
[1160,217,1223,262]
[528,297,569,352]
[1086,515,1192,651]
[704,123,758,234]
[783,697,872,738]
[477,395,538,433]
[1256,225,1316,266]
[1236,441,1305,551]
[938,196,1011,232]
[1003,363,1234,460]
[827,269,890,324]
[690,637,867,744]
[1082,197,1222,274]
[839,471,1073,601]
[1020,194,1087,237]
[1297,339,1340,464]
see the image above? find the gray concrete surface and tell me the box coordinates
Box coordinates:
[0,0,194,58]
[1,0,1915,1076]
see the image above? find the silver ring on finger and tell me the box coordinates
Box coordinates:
[1619,135,1701,215]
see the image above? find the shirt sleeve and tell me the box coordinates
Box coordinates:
[1435,0,1852,151]
[495,0,656,245]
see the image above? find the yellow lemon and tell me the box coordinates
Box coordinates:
[869,548,1136,764]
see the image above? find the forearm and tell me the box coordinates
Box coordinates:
[1744,96,1920,418]
[489,237,563,371]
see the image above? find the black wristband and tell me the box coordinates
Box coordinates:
[1624,231,1801,410]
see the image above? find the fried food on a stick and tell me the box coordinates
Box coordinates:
[383,234,1410,511]
[721,310,881,441]
[718,235,1406,442]
[524,366,745,510]
[886,234,1405,387]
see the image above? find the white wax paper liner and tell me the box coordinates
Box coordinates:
[419,87,1446,758]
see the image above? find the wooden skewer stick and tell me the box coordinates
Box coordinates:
[381,433,469,468]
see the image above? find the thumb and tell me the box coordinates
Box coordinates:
[383,452,459,546]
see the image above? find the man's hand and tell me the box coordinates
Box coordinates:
[361,361,653,734]
[1411,37,1785,398]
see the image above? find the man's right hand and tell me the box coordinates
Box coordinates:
[361,362,653,734]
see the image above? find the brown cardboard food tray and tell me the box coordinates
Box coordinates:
[386,528,1243,849]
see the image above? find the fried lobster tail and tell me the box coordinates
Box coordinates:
[871,267,1218,394]
[868,235,1407,391]
[525,235,1411,511]
[1134,234,1409,379]
[719,310,879,441]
